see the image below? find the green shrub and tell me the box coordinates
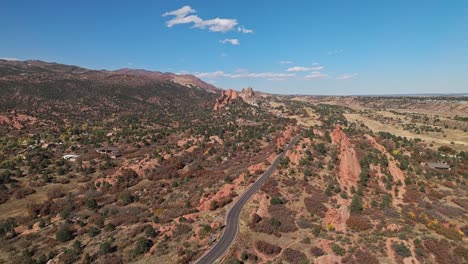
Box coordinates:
[270,196,284,205]
[56,226,73,242]
[392,242,411,258]
[350,195,363,213]
[145,226,157,238]
[99,241,113,255]
[134,237,153,255]
[331,243,346,256]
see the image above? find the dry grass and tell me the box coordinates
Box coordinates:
[344,113,468,151]
[0,181,81,220]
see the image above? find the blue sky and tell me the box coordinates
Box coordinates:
[2,0,468,95]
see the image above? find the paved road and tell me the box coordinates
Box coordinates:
[195,134,301,264]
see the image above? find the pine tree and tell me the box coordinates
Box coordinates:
[350,194,363,213]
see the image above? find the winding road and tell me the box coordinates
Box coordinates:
[195,134,302,264]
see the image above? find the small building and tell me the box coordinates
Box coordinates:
[96,147,122,159]
[426,162,450,170]
[63,154,80,162]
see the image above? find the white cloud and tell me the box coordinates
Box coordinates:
[195,71,230,78]
[231,72,295,79]
[198,18,238,32]
[163,5,196,18]
[287,66,309,72]
[220,38,240,45]
[306,71,329,79]
[194,70,295,80]
[337,73,358,80]
[279,61,293,64]
[163,6,239,33]
[311,66,324,71]
[287,66,324,72]
[0,57,19,61]
[237,26,253,34]
[166,15,203,28]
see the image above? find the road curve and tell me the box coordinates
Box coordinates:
[195,134,301,264]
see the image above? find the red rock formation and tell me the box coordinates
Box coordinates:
[0,113,37,130]
[330,125,361,189]
[248,162,267,174]
[198,183,236,211]
[214,89,239,110]
[239,86,256,105]
[276,127,295,148]
[324,205,350,232]
[213,86,258,110]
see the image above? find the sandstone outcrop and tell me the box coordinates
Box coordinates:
[198,183,237,211]
[330,125,361,189]
[324,205,350,232]
[214,86,258,110]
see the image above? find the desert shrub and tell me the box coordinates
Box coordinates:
[429,223,463,241]
[282,248,308,264]
[47,187,66,199]
[428,189,445,200]
[86,198,98,209]
[380,194,392,209]
[145,225,157,238]
[296,217,312,229]
[346,215,373,231]
[94,254,123,264]
[392,242,411,258]
[437,205,465,218]
[332,243,346,256]
[14,188,36,199]
[120,191,135,205]
[304,197,327,217]
[0,218,16,237]
[268,204,298,233]
[423,239,462,264]
[114,169,140,190]
[345,249,379,264]
[310,246,325,257]
[453,246,468,263]
[134,237,153,255]
[56,225,73,242]
[225,258,242,264]
[255,240,282,256]
[87,226,101,237]
[403,188,422,203]
[99,241,114,255]
[270,196,284,205]
[261,178,281,197]
[452,199,468,210]
[173,224,192,238]
[249,213,262,229]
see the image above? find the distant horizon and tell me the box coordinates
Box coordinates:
[2,58,467,97]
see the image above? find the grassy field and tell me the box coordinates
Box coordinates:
[344,113,468,151]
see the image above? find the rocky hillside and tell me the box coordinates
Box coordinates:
[0,60,219,123]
